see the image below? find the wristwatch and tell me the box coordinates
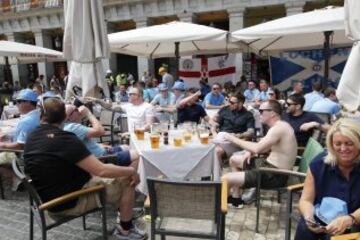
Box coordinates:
[348,214,357,226]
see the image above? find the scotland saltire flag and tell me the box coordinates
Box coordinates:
[269,47,351,93]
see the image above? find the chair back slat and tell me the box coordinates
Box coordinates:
[148,178,221,220]
[299,137,324,173]
[312,112,331,124]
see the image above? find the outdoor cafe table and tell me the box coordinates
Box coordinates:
[1,105,19,120]
[0,118,19,140]
[130,132,221,194]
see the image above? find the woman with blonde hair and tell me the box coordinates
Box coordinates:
[295,118,360,239]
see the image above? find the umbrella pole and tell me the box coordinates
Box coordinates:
[323,31,332,89]
[4,56,13,84]
[175,42,179,81]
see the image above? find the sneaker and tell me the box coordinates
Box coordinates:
[113,224,147,240]
[242,188,257,204]
[116,207,145,224]
[227,196,244,209]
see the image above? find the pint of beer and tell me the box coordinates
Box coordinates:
[134,122,145,140]
[184,133,192,142]
[199,133,209,144]
[150,134,160,149]
[174,137,182,147]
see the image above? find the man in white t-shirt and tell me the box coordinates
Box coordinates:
[88,87,155,131]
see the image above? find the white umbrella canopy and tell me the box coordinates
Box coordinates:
[337,0,360,111]
[0,40,64,64]
[230,7,351,54]
[63,0,110,99]
[109,21,242,58]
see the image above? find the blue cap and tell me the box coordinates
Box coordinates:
[16,89,38,102]
[314,197,348,225]
[172,81,185,91]
[158,83,168,91]
[43,91,57,98]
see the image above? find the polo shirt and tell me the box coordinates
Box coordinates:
[218,106,255,133]
[14,109,40,144]
[204,93,225,106]
[282,111,324,147]
[151,92,175,107]
[258,89,270,101]
[244,88,260,101]
[310,152,360,213]
[310,98,341,116]
[304,91,324,111]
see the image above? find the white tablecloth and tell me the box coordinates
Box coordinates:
[1,105,19,120]
[0,118,19,141]
[131,132,220,194]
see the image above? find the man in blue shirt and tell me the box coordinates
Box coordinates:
[0,89,40,150]
[256,79,270,103]
[151,83,176,122]
[203,83,226,109]
[243,80,260,102]
[310,87,340,116]
[303,81,324,111]
[114,84,129,103]
[64,104,139,167]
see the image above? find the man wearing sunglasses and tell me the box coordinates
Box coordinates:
[203,83,226,109]
[211,92,255,166]
[282,93,329,147]
[222,100,297,208]
[0,89,40,150]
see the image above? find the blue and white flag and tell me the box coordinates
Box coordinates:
[269,47,351,93]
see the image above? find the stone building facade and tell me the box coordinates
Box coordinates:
[0,0,343,87]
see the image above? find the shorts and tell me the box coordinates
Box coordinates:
[104,146,131,166]
[49,176,129,217]
[243,158,288,189]
[218,142,241,157]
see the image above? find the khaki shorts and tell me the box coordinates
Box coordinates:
[218,142,242,158]
[49,177,129,217]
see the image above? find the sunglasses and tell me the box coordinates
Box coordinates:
[259,108,272,114]
[286,101,298,106]
[15,100,27,104]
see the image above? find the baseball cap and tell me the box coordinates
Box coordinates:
[158,67,167,74]
[172,81,185,91]
[16,89,38,102]
[158,83,168,91]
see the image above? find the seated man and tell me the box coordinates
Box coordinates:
[282,93,329,147]
[151,83,176,122]
[64,104,139,167]
[203,83,226,109]
[177,88,210,124]
[223,100,297,208]
[0,89,40,190]
[24,97,146,239]
[243,80,260,104]
[87,87,155,132]
[211,92,255,166]
[310,87,340,117]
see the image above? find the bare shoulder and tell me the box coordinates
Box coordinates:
[270,121,293,135]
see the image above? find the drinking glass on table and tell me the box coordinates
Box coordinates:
[150,133,160,149]
[134,122,145,140]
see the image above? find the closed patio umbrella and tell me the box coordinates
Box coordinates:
[63,0,110,99]
[336,0,360,111]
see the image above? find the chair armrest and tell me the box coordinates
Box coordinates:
[38,184,105,211]
[257,167,306,178]
[330,232,360,240]
[221,176,228,214]
[287,183,304,192]
[0,148,24,154]
[144,196,150,209]
[98,154,118,163]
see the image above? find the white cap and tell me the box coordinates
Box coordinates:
[106,69,112,74]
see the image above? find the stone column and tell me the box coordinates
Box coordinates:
[33,29,54,88]
[135,17,150,80]
[228,8,245,84]
[285,1,305,16]
[5,33,20,85]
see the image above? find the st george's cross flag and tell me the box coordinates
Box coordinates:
[269,47,351,93]
[179,54,236,88]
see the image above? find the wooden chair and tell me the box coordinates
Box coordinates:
[11,159,108,240]
[331,233,360,240]
[147,177,228,240]
[255,137,324,237]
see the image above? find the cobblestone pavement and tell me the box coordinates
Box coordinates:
[0,178,299,240]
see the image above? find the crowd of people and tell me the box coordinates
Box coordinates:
[0,64,359,239]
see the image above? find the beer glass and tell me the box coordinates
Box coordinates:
[134,122,145,140]
[150,134,160,149]
[173,131,183,147]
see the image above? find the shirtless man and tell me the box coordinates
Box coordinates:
[223,100,297,208]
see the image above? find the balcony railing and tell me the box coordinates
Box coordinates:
[0,0,63,14]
